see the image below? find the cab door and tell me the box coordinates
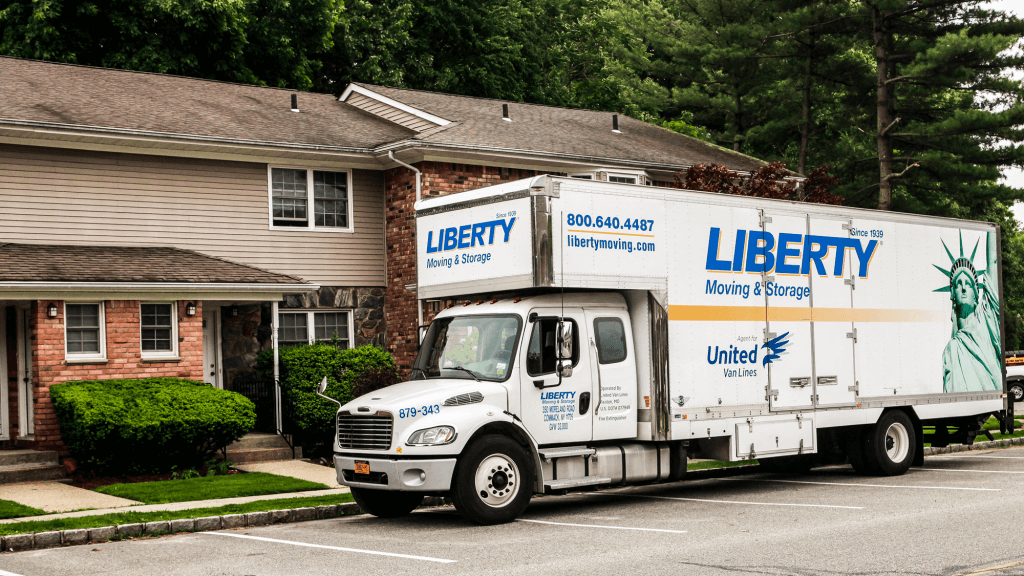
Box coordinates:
[519,308,594,444]
[585,310,638,441]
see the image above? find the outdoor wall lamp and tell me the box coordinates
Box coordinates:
[46,303,58,318]
[185,302,197,317]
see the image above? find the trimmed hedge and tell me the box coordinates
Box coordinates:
[50,378,255,474]
[257,344,399,447]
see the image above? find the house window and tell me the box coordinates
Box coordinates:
[278,310,353,349]
[141,303,178,358]
[65,303,105,361]
[570,174,593,180]
[269,167,353,231]
[608,174,637,184]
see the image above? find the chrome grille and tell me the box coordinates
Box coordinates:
[337,412,393,450]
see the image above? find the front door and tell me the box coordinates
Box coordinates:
[16,307,33,437]
[202,308,222,388]
[519,307,594,445]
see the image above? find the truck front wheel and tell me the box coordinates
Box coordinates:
[452,435,533,525]
[350,487,424,519]
[856,410,916,476]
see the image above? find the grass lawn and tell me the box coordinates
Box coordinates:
[94,472,329,505]
[0,493,355,536]
[0,499,45,520]
[923,416,1024,447]
[687,459,757,471]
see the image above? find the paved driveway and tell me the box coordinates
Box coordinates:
[3,447,1024,576]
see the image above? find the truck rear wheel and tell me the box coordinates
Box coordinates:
[856,410,916,476]
[452,435,532,525]
[350,487,424,519]
[1010,381,1024,404]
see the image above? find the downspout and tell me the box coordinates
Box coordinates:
[388,151,425,331]
[272,300,281,433]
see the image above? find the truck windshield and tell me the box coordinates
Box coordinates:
[412,314,521,382]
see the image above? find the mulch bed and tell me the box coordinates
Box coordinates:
[69,467,244,490]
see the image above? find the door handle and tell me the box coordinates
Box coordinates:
[789,377,810,388]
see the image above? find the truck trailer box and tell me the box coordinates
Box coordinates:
[329,174,1008,525]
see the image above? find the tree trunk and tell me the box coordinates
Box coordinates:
[873,6,895,211]
[734,93,743,151]
[798,36,813,179]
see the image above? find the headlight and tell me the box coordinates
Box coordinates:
[407,426,457,446]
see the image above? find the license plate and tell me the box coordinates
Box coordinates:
[354,461,370,475]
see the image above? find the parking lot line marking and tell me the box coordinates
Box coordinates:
[918,467,1024,474]
[957,559,1024,575]
[599,493,863,509]
[0,570,24,576]
[517,519,687,533]
[933,454,1024,460]
[723,477,1000,491]
[202,532,457,563]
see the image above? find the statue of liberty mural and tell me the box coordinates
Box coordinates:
[935,231,1001,393]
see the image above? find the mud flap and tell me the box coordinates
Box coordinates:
[912,418,924,467]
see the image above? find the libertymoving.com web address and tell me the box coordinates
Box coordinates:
[566,234,656,253]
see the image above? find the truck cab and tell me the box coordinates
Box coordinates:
[333,292,657,525]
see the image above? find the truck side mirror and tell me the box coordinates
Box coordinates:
[317,376,328,395]
[557,321,573,359]
[556,360,573,378]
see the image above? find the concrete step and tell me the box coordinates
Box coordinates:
[0,449,59,467]
[228,434,291,450]
[224,446,301,464]
[0,462,66,484]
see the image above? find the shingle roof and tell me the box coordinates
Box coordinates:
[356,83,767,173]
[0,244,307,284]
[0,57,414,149]
[0,56,768,172]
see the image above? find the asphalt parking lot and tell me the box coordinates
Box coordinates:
[5,447,1024,576]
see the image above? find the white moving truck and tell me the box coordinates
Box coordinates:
[328,175,1011,525]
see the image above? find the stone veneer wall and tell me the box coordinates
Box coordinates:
[31,300,204,453]
[220,287,386,386]
[384,162,539,372]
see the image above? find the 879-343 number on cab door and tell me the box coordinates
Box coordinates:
[399,405,440,419]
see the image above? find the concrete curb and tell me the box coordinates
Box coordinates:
[0,497,445,553]
[922,435,1024,455]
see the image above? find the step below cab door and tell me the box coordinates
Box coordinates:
[519,308,594,444]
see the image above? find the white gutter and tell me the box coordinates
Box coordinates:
[0,281,320,293]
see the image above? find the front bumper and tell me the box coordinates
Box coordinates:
[334,455,457,492]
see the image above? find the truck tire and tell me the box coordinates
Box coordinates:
[451,435,533,525]
[350,487,424,519]
[1010,381,1024,404]
[857,410,916,476]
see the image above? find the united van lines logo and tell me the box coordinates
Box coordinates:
[761,332,790,367]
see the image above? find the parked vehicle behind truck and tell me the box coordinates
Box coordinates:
[326,175,1013,525]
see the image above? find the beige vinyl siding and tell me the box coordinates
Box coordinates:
[346,92,438,133]
[0,144,385,286]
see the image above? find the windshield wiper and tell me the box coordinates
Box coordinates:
[448,366,481,382]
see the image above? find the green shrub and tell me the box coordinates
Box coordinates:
[257,344,399,447]
[50,378,255,475]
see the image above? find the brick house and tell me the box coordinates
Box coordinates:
[0,56,767,457]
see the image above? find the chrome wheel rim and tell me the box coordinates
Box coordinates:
[475,453,520,508]
[885,422,910,463]
[1013,385,1024,402]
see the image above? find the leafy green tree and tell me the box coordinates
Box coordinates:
[0,0,340,89]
